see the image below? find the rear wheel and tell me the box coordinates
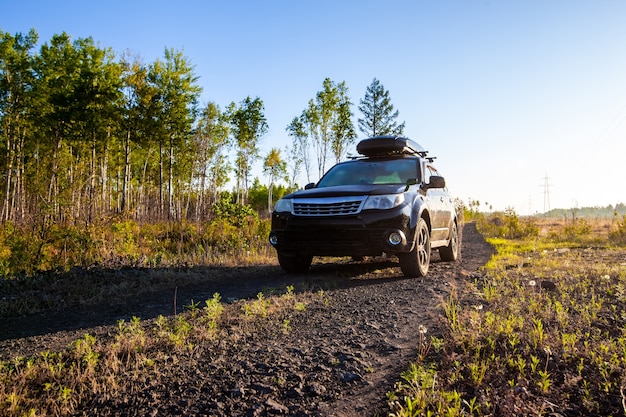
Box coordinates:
[399,218,431,277]
[277,252,312,273]
[439,221,459,262]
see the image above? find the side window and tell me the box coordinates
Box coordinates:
[426,165,443,186]
[423,165,436,184]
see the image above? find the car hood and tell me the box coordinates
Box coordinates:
[284,184,407,199]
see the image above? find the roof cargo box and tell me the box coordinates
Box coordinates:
[356,136,427,157]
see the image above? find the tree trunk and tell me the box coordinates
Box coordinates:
[168,135,174,220]
[121,128,131,213]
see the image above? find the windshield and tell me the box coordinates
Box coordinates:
[316,158,419,188]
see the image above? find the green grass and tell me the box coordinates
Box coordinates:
[388,214,626,416]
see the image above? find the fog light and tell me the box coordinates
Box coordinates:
[388,232,403,246]
[269,234,278,245]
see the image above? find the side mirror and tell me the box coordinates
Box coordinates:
[429,175,446,189]
[304,182,316,190]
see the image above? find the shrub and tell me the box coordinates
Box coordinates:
[476,209,539,240]
[609,214,626,245]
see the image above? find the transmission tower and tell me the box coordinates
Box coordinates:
[542,173,552,214]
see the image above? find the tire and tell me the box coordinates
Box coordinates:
[277,252,312,273]
[399,217,431,277]
[439,221,459,262]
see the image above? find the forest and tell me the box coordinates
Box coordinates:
[0,29,404,276]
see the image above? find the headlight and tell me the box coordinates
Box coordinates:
[363,194,405,210]
[274,198,293,213]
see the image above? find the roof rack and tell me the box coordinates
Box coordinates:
[356,136,428,158]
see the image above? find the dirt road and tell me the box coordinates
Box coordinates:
[0,223,493,416]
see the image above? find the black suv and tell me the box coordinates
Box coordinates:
[269,136,459,277]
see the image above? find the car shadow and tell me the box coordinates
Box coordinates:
[0,254,447,344]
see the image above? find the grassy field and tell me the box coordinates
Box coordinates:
[388,213,626,416]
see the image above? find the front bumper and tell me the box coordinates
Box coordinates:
[269,205,415,257]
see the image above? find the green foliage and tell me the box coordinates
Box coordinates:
[203,293,224,331]
[247,178,290,214]
[291,78,356,178]
[227,96,268,205]
[476,208,539,239]
[211,195,257,228]
[388,364,465,417]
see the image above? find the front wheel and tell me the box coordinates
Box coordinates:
[277,252,312,273]
[399,218,431,277]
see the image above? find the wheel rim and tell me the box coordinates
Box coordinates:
[417,224,430,268]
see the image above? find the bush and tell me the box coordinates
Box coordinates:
[547,218,594,244]
[211,197,258,228]
[476,209,539,240]
[609,214,626,245]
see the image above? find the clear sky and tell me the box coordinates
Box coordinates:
[3,0,626,214]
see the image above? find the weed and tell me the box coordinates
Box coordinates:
[242,292,271,318]
[442,291,462,336]
[202,293,224,333]
[281,319,291,334]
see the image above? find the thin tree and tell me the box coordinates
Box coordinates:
[119,52,147,214]
[72,37,123,222]
[330,81,356,163]
[227,96,268,205]
[33,32,82,222]
[284,143,303,190]
[147,48,201,219]
[286,115,310,184]
[292,78,356,179]
[193,101,230,220]
[358,78,405,137]
[263,147,286,213]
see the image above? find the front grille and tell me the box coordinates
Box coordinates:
[293,197,365,216]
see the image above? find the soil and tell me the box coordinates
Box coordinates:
[0,223,494,416]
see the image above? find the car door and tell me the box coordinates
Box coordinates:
[424,165,449,242]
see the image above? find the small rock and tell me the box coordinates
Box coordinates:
[250,383,272,394]
[229,386,245,397]
[307,382,327,396]
[285,387,303,398]
[342,371,361,383]
[265,398,289,414]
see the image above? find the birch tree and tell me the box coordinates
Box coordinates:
[228,96,268,205]
[263,147,286,213]
[290,78,356,179]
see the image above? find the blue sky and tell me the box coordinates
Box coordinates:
[3,0,626,214]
